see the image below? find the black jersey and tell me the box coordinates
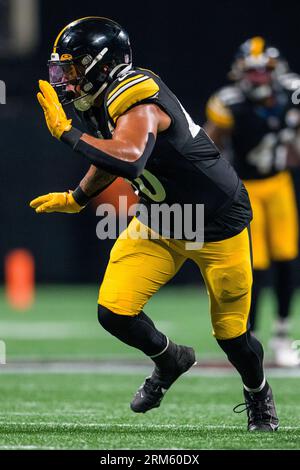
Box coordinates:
[77,68,252,241]
[206,73,300,180]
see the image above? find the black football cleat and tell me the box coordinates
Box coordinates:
[130,343,196,413]
[234,386,279,432]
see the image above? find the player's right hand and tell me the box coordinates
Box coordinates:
[30,192,84,214]
[37,80,72,139]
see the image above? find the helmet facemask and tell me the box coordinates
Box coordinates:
[229,39,288,102]
[49,48,132,111]
[49,18,133,110]
[48,53,90,105]
[240,66,275,101]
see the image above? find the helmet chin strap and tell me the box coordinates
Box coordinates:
[74,62,132,112]
[251,85,273,100]
[115,63,132,78]
[74,82,108,112]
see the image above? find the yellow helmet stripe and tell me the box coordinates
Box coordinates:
[53,16,107,53]
[250,36,265,57]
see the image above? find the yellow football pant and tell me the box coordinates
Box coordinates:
[99,218,253,340]
[244,171,299,270]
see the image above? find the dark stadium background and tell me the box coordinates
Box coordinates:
[1,0,300,284]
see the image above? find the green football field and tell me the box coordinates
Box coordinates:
[1,285,300,450]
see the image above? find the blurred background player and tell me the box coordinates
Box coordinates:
[205,37,300,367]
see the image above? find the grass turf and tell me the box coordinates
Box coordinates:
[1,285,300,361]
[1,285,300,449]
[0,373,299,450]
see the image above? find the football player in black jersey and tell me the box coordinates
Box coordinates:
[30,18,278,431]
[205,37,300,367]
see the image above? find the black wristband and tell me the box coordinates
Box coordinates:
[72,186,92,207]
[61,127,83,148]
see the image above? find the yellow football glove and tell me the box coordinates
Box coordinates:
[37,80,72,139]
[30,192,83,214]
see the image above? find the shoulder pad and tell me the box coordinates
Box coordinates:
[277,73,300,92]
[106,71,159,123]
[217,86,245,106]
[137,67,160,79]
[206,86,242,129]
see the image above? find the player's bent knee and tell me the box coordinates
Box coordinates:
[98,304,128,334]
[98,303,140,331]
[98,304,114,327]
[213,314,247,340]
[213,312,248,340]
[210,265,252,340]
[98,304,130,326]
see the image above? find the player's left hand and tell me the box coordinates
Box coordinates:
[30,192,83,213]
[37,80,72,139]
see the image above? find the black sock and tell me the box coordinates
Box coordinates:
[244,381,269,400]
[98,305,167,357]
[249,269,266,331]
[273,260,295,322]
[217,331,266,391]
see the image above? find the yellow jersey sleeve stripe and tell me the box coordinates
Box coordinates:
[108,77,159,123]
[107,75,150,107]
[107,74,144,101]
[206,96,234,129]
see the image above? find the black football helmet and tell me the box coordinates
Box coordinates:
[229,36,288,101]
[48,17,132,110]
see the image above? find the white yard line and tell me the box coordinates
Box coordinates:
[0,445,57,450]
[0,422,299,431]
[1,362,300,377]
[0,322,104,339]
[0,321,173,340]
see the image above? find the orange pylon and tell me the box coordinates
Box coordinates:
[5,249,35,311]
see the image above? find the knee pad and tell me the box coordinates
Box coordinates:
[210,265,252,339]
[210,265,251,303]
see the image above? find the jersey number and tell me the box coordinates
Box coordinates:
[246,131,295,174]
[128,170,166,202]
